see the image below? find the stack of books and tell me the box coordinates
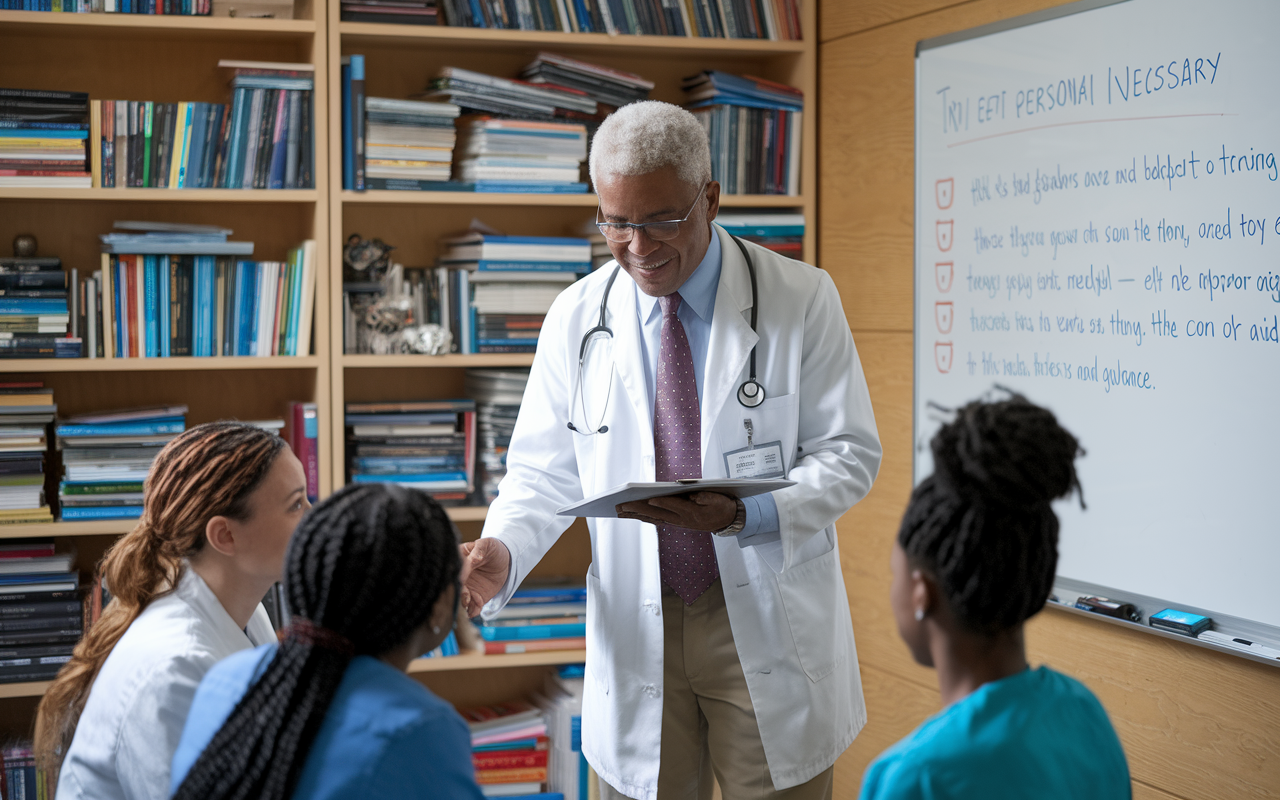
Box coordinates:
[3,1,216,14]
[340,0,436,23]
[461,701,555,799]
[0,89,90,189]
[0,256,79,359]
[716,211,804,259]
[465,369,528,504]
[452,117,588,193]
[95,223,316,359]
[436,0,800,38]
[0,540,80,685]
[439,233,589,354]
[0,384,55,526]
[520,53,653,112]
[683,71,803,196]
[345,400,477,506]
[476,584,586,656]
[537,666,589,800]
[56,406,186,521]
[427,66,599,122]
[363,97,461,191]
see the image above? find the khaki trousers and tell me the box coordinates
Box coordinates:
[598,580,834,800]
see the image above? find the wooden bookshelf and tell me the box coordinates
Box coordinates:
[0,681,53,701]
[0,188,320,203]
[0,355,321,373]
[341,190,802,207]
[341,353,536,368]
[0,9,315,37]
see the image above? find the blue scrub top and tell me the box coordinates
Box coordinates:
[170,643,485,800]
[859,666,1131,800]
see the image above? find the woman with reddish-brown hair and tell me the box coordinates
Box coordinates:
[35,421,310,800]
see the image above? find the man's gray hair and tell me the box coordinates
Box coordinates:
[589,101,713,189]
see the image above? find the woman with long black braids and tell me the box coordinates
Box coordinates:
[859,392,1131,800]
[168,483,484,800]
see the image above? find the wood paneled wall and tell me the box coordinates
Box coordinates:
[818,3,1280,799]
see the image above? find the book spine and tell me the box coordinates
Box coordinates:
[159,255,170,357]
[267,90,288,190]
[141,101,153,188]
[351,55,366,191]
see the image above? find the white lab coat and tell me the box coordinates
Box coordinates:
[56,566,274,800]
[482,224,883,799]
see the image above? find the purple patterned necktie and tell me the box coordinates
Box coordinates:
[654,293,719,605]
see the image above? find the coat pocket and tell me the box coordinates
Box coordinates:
[585,571,610,694]
[774,546,847,683]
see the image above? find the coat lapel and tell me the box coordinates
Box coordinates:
[701,225,758,461]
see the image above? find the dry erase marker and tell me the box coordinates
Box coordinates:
[1198,630,1280,660]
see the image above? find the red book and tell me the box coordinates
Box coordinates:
[0,542,56,559]
[484,637,585,656]
[126,255,139,358]
[287,401,319,502]
[475,766,547,785]
[473,749,549,771]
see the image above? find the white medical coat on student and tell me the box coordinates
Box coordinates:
[481,224,882,800]
[56,566,274,800]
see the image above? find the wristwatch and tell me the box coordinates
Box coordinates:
[713,498,747,536]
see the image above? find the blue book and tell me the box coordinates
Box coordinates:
[510,587,587,603]
[243,262,259,356]
[185,103,207,190]
[686,95,802,112]
[196,256,213,357]
[284,252,301,355]
[0,299,68,315]
[478,623,587,641]
[346,412,459,425]
[472,738,543,753]
[60,506,143,521]
[472,181,589,194]
[0,121,88,131]
[267,97,288,190]
[57,419,185,437]
[473,260,591,272]
[114,258,127,357]
[0,571,78,586]
[231,261,246,355]
[351,471,469,484]
[231,88,255,189]
[341,60,353,190]
[159,256,171,358]
[190,256,204,357]
[0,129,88,139]
[354,456,466,470]
[143,256,158,358]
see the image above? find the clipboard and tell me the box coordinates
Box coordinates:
[556,478,795,519]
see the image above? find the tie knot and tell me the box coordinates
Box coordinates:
[659,293,683,317]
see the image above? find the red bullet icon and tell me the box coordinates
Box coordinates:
[935,302,953,334]
[935,342,953,373]
[935,261,953,293]
[936,220,953,251]
[935,178,954,209]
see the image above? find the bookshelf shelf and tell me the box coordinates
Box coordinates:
[341,190,802,208]
[0,10,316,37]
[341,353,535,368]
[0,356,321,373]
[408,649,586,674]
[0,680,51,700]
[0,188,321,203]
[0,519,137,540]
[338,22,804,56]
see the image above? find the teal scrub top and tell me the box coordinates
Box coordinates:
[859,666,1131,800]
[170,644,485,800]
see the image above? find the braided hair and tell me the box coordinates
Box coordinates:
[172,482,462,800]
[899,392,1083,636]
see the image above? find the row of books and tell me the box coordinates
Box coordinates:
[2,741,51,800]
[462,699,557,798]
[0,89,91,188]
[537,666,589,800]
[345,400,478,506]
[93,63,315,190]
[0,540,80,684]
[0,386,56,525]
[467,368,525,504]
[433,0,801,39]
[685,71,803,196]
[0,0,212,13]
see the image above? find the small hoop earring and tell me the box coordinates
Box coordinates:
[432,626,442,634]
[914,609,925,622]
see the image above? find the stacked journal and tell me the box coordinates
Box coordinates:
[345,400,477,506]
[0,256,78,359]
[684,70,803,196]
[363,97,461,190]
[0,539,79,685]
[476,584,586,656]
[439,234,590,353]
[466,368,528,504]
[0,384,55,525]
[452,117,588,193]
[56,405,186,521]
[715,211,804,259]
[461,700,557,799]
[0,88,91,188]
[520,53,653,112]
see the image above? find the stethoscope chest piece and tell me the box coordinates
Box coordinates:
[738,379,765,408]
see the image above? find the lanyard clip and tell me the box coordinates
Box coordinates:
[744,418,754,448]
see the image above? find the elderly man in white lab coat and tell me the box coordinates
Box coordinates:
[460,101,881,800]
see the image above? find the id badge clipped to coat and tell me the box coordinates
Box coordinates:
[723,419,786,479]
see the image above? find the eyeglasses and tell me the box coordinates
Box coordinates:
[595,183,709,244]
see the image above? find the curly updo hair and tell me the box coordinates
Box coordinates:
[899,392,1083,636]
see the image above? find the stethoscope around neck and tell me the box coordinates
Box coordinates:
[567,234,764,436]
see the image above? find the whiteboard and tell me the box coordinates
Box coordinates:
[914,0,1280,631]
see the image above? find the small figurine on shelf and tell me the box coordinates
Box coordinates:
[13,233,37,258]
[342,233,394,283]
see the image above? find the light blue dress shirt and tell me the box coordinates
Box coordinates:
[635,228,780,542]
[858,666,1131,800]
[170,644,484,800]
